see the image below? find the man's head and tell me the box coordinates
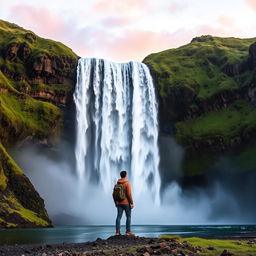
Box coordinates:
[120,170,127,178]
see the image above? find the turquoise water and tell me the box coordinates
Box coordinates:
[0,225,256,245]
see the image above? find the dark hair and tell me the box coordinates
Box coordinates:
[120,171,127,178]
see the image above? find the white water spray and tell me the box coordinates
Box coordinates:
[73,58,161,205]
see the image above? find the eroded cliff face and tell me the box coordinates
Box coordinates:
[144,35,256,177]
[2,35,77,106]
[0,144,52,228]
[0,20,78,228]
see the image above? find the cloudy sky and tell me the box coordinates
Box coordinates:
[0,0,256,62]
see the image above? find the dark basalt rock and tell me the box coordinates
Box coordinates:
[249,42,256,68]
[220,249,234,256]
[5,42,20,61]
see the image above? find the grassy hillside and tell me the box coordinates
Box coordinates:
[144,35,256,177]
[0,20,78,228]
[175,100,256,146]
[144,35,255,99]
[0,143,52,228]
[0,71,62,146]
[0,19,77,78]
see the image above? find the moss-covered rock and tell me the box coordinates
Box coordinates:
[0,143,52,228]
[0,19,78,106]
[144,35,256,124]
[0,19,78,228]
[144,35,256,177]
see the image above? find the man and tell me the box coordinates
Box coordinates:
[113,170,134,236]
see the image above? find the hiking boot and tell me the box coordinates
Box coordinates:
[115,230,121,236]
[125,231,134,236]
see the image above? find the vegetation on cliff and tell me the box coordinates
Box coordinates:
[144,35,255,100]
[0,143,52,228]
[0,20,78,228]
[144,35,256,177]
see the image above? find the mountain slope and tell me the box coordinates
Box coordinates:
[0,20,78,227]
[144,35,256,177]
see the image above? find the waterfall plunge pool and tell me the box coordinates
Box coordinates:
[0,225,256,245]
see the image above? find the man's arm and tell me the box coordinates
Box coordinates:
[112,192,117,206]
[126,183,134,207]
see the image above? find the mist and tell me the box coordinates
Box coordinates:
[13,137,256,226]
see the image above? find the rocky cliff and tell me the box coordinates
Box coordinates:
[0,20,78,228]
[144,35,256,177]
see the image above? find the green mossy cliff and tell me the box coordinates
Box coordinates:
[144,35,256,177]
[0,20,78,228]
[0,143,51,228]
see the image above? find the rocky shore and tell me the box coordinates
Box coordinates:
[1,235,254,256]
[0,235,201,256]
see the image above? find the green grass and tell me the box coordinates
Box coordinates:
[0,143,23,175]
[160,235,256,256]
[0,19,74,228]
[0,193,50,227]
[0,19,77,59]
[28,82,73,94]
[0,70,19,93]
[0,71,63,145]
[175,100,256,145]
[0,166,7,190]
[234,144,256,172]
[0,19,77,100]
[2,193,49,226]
[182,153,218,176]
[184,237,256,256]
[0,142,51,227]
[144,35,256,99]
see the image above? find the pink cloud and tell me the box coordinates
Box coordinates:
[168,1,187,13]
[218,15,234,27]
[196,24,230,37]
[92,0,147,13]
[84,29,192,62]
[5,2,247,63]
[246,0,256,11]
[9,4,70,39]
[100,16,133,28]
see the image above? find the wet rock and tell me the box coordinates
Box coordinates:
[160,245,171,254]
[150,244,160,250]
[220,249,234,256]
[144,246,153,254]
[136,247,145,253]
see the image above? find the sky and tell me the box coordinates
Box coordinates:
[0,0,256,62]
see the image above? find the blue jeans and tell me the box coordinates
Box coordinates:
[116,204,131,232]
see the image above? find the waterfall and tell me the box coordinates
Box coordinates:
[73,58,161,205]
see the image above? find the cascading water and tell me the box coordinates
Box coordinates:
[73,58,161,205]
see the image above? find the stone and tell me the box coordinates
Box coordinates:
[207,246,216,250]
[136,247,145,253]
[5,42,20,61]
[144,246,153,254]
[220,249,234,256]
[150,244,160,250]
[247,240,256,245]
[159,242,167,248]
